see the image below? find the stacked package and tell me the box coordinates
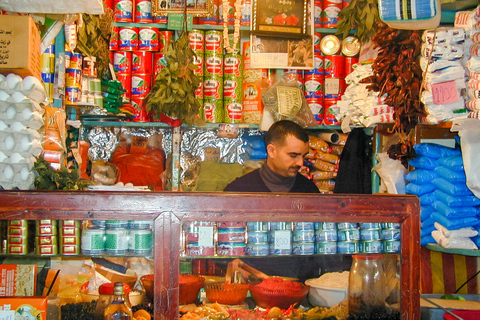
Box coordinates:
[405,143,480,249]
[336,60,394,127]
[0,74,46,190]
[420,28,468,124]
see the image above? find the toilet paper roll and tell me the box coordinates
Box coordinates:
[318,131,340,144]
[22,76,47,103]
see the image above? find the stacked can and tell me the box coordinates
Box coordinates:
[110,26,119,51]
[114,0,134,22]
[135,0,154,23]
[198,0,220,25]
[128,220,153,255]
[321,35,343,125]
[104,220,129,255]
[322,0,343,28]
[112,50,132,101]
[131,50,153,121]
[223,52,243,123]
[305,44,325,124]
[185,221,216,256]
[189,30,205,119]
[314,222,337,254]
[6,220,29,255]
[35,220,57,255]
[314,0,323,28]
[65,51,83,105]
[41,41,55,102]
[269,222,292,255]
[204,30,224,122]
[80,56,103,108]
[359,223,383,254]
[381,223,401,253]
[292,222,315,255]
[81,221,106,255]
[246,222,270,256]
[336,222,361,254]
[59,220,81,255]
[217,221,246,256]
[342,36,361,77]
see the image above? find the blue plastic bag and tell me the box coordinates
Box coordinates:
[434,166,466,183]
[421,205,435,221]
[434,189,480,207]
[404,169,439,183]
[431,211,480,229]
[413,143,460,159]
[420,192,437,206]
[432,200,479,218]
[437,155,464,172]
[431,177,473,196]
[421,224,437,238]
[421,234,436,246]
[405,182,437,196]
[422,217,435,228]
[409,156,438,170]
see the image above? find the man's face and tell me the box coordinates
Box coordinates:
[267,134,309,178]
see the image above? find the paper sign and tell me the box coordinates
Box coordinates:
[198,226,214,247]
[0,311,15,320]
[273,231,291,250]
[432,81,458,105]
[325,78,340,95]
[167,13,193,31]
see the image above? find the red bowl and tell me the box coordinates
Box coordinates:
[179,274,205,305]
[204,282,249,305]
[249,279,309,309]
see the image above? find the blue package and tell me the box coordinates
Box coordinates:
[409,156,439,170]
[422,217,435,228]
[421,205,435,221]
[421,234,436,246]
[437,155,464,172]
[434,189,480,207]
[431,211,480,229]
[404,169,439,183]
[420,192,437,206]
[431,177,473,196]
[413,143,461,159]
[421,224,437,238]
[434,166,466,183]
[432,200,479,218]
[405,182,437,196]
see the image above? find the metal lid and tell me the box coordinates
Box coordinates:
[341,36,361,56]
[320,35,341,55]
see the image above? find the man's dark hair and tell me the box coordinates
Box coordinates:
[264,120,309,147]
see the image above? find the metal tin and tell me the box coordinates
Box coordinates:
[247,221,269,231]
[158,30,173,52]
[7,235,28,245]
[324,55,345,78]
[119,27,139,51]
[60,236,80,245]
[341,36,361,57]
[81,228,106,255]
[90,220,106,228]
[187,232,200,242]
[60,244,80,255]
[362,240,383,253]
[134,0,154,23]
[60,227,81,237]
[315,222,337,230]
[292,241,315,255]
[105,228,129,255]
[153,53,166,78]
[314,0,323,27]
[128,228,153,253]
[360,223,380,230]
[345,56,359,75]
[60,220,80,228]
[36,225,57,236]
[304,75,324,99]
[224,99,243,123]
[128,220,153,229]
[381,223,401,229]
[293,222,315,231]
[320,35,341,55]
[65,68,82,87]
[203,77,223,99]
[307,97,324,124]
[204,54,224,77]
[217,242,246,256]
[337,229,360,241]
[314,54,325,75]
[247,231,269,243]
[337,241,361,254]
[189,29,205,53]
[203,97,224,123]
[186,243,215,256]
[324,98,340,125]
[293,230,316,242]
[313,32,321,52]
[66,52,82,70]
[106,220,129,228]
[138,27,159,51]
[36,244,57,255]
[315,229,338,242]
[205,30,223,54]
[223,78,243,100]
[322,1,342,28]
[269,243,292,255]
[65,87,80,105]
[36,235,57,246]
[384,240,401,252]
[337,222,358,229]
[217,228,246,242]
[246,243,270,256]
[7,244,28,255]
[217,221,245,228]
[315,241,337,254]
[194,82,204,100]
[36,220,56,227]
[132,51,152,75]
[224,54,243,77]
[360,229,381,241]
[269,222,292,230]
[131,74,152,97]
[114,0,134,22]
[132,99,149,122]
[110,26,119,50]
[381,228,401,240]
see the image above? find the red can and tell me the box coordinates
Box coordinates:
[314,0,323,28]
[131,74,152,97]
[131,98,150,121]
[113,51,132,74]
[132,51,153,75]
[102,0,114,10]
[159,31,174,53]
[324,77,346,99]
[313,32,321,53]
[138,27,159,51]
[155,16,168,24]
[324,55,345,78]
[205,54,224,77]
[306,97,324,124]
[225,101,243,122]
[314,54,325,76]
[205,30,223,54]
[114,0,134,22]
[134,0,154,23]
[324,98,340,125]
[153,53,166,78]
[345,56,359,76]
[304,74,324,99]
[119,27,139,51]
[117,73,132,101]
[322,0,342,28]
[203,77,223,99]
[109,26,119,51]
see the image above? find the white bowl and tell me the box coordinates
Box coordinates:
[305,278,347,308]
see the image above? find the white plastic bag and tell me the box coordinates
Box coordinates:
[372,152,407,194]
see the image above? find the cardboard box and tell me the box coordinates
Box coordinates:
[0,15,41,79]
[0,297,47,320]
[0,265,37,296]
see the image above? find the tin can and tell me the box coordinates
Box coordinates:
[320,35,341,55]
[7,244,28,255]
[203,77,223,99]
[304,75,324,99]
[60,236,80,245]
[131,98,149,121]
[247,231,269,243]
[7,222,27,230]
[203,97,224,123]
[60,227,80,237]
[132,51,153,75]
[384,240,401,252]
[322,1,342,28]
[224,53,243,77]
[153,53,167,77]
[270,222,292,230]
[337,241,361,254]
[224,99,243,123]
[217,221,244,228]
[204,54,224,77]
[7,235,27,245]
[195,82,204,99]
[189,29,205,53]
[341,36,361,57]
[316,241,337,254]
[360,229,381,241]
[113,51,132,74]
[338,229,360,241]
[269,230,292,245]
[36,235,55,246]
[269,243,292,255]
[292,222,315,230]
[381,228,401,240]
[345,56,359,75]
[313,33,322,53]
[314,54,325,75]
[247,221,269,231]
[119,27,139,51]
[36,244,58,255]
[89,220,106,228]
[241,0,252,25]
[315,222,337,230]
[223,78,242,99]
[134,0,153,23]
[218,228,246,242]
[128,228,153,253]
[131,74,152,97]
[186,242,215,256]
[293,230,315,242]
[114,0,134,22]
[138,27,159,51]
[187,231,200,242]
[66,68,81,87]
[155,16,168,23]
[105,227,129,255]
[381,223,401,229]
[314,0,323,27]
[315,229,338,242]
[106,220,129,228]
[293,241,315,255]
[362,240,383,253]
[360,223,380,229]
[81,228,106,255]
[337,222,357,229]
[36,220,57,227]
[307,97,324,124]
[205,30,223,54]
[324,55,345,78]
[159,31,174,53]
[324,99,340,125]
[192,54,204,76]
[324,78,345,99]
[217,242,246,256]
[246,243,269,255]
[60,245,80,255]
[37,225,57,236]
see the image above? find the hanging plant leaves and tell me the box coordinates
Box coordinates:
[336,0,380,44]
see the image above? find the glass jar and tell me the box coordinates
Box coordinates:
[94,283,131,320]
[348,254,386,317]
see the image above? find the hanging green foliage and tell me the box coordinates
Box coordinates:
[336,0,380,44]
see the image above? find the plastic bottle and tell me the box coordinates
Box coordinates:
[103,282,132,320]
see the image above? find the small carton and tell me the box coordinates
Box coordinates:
[0,297,47,320]
[0,265,37,297]
[0,15,41,79]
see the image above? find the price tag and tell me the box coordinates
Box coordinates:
[273,230,291,250]
[325,78,340,95]
[198,226,214,247]
[432,81,458,105]
[0,311,15,320]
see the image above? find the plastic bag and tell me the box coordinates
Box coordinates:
[434,189,480,207]
[372,152,407,194]
[421,205,435,221]
[404,169,438,183]
[413,143,460,159]
[431,177,472,196]
[409,156,438,170]
[405,182,436,196]
[431,212,480,230]
[419,192,437,206]
[432,200,478,218]
[437,155,464,172]
[434,166,466,183]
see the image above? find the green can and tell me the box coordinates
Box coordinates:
[128,229,153,254]
[203,97,224,123]
[223,77,243,100]
[205,30,223,55]
[203,76,223,100]
[204,53,224,77]
[224,97,243,123]
[223,53,243,78]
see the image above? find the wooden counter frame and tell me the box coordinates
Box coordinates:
[0,191,420,319]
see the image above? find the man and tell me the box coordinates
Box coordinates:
[224,120,319,193]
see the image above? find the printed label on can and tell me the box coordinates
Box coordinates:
[381,223,401,229]
[203,98,224,123]
[186,244,215,256]
[192,54,204,76]
[217,242,246,256]
[195,82,204,99]
[360,223,380,229]
[119,27,138,50]
[113,51,132,74]
[315,229,338,241]
[203,78,223,99]
[135,0,153,23]
[269,244,292,255]
[362,240,383,253]
[153,53,166,77]
[360,229,381,241]
[218,229,246,242]
[293,230,315,242]
[338,229,360,241]
[246,243,269,255]
[116,74,132,100]
[115,0,133,22]
[105,228,129,254]
[247,231,269,243]
[205,31,223,54]
[304,77,324,99]
[131,74,152,97]
[132,51,153,75]
[224,55,243,77]
[110,26,119,50]
[159,31,174,52]
[269,222,292,230]
[324,55,345,78]
[106,220,129,228]
[247,221,269,231]
[314,33,322,52]
[315,222,337,230]
[292,241,315,255]
[293,222,315,230]
[81,228,105,254]
[66,68,81,88]
[337,222,357,229]
[337,241,361,254]
[131,98,149,121]
[65,87,80,105]
[189,30,205,52]
[138,27,159,51]
[225,100,243,123]
[205,55,224,76]
[61,245,80,255]
[307,97,324,124]
[381,228,401,240]
[224,79,242,99]
[384,240,401,252]
[322,4,341,28]
[128,229,152,253]
[316,241,337,254]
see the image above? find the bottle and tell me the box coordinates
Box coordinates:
[103,282,132,320]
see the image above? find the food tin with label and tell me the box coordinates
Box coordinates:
[106,220,129,228]
[246,243,269,255]
[307,97,324,124]
[313,32,322,52]
[81,228,106,255]
[362,240,383,253]
[337,229,360,241]
[223,78,242,99]
[60,220,80,228]
[119,27,139,51]
[315,222,337,230]
[224,99,243,123]
[37,225,57,236]
[322,0,342,28]
[337,241,361,254]
[8,220,28,227]
[293,222,315,231]
[114,0,134,22]
[134,0,153,23]
[113,51,132,74]
[105,228,129,255]
[224,53,243,77]
[217,221,245,228]
[293,230,316,242]
[36,235,57,246]
[292,241,315,255]
[138,27,159,51]
[247,221,269,231]
[65,87,80,105]
[315,229,338,242]
[269,222,292,231]
[60,236,80,245]
[341,36,361,57]
[90,220,106,228]
[360,223,380,229]
[315,241,337,254]
[337,222,358,230]
[36,244,58,255]
[345,56,359,75]
[189,29,205,53]
[186,242,215,256]
[36,220,57,227]
[381,228,401,240]
[324,55,345,78]
[205,30,223,54]
[61,245,80,255]
[269,244,292,255]
[217,242,246,256]
[7,244,28,255]
[320,35,341,55]
[128,228,153,254]
[153,53,167,77]
[7,235,28,245]
[132,51,152,75]
[131,74,152,97]
[217,228,246,242]
[128,220,153,229]
[381,223,401,229]
[384,240,401,252]
[203,77,223,99]
[360,229,381,241]
[247,231,269,243]
[324,98,340,125]
[204,54,224,77]
[159,31,174,53]
[204,98,224,123]
[66,68,82,87]
[304,75,324,99]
